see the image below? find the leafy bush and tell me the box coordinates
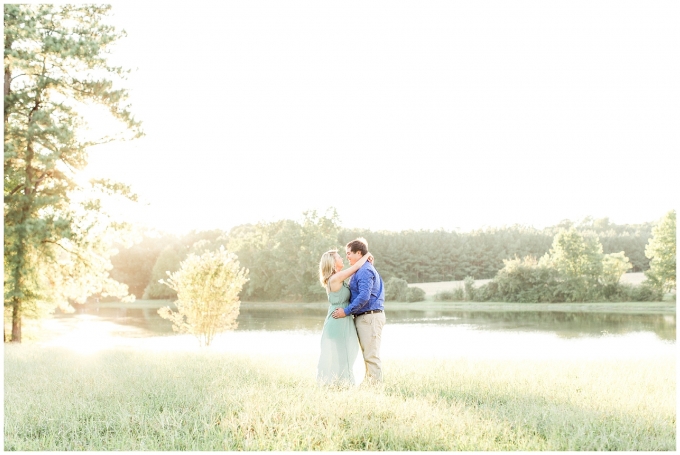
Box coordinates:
[143,246,183,299]
[493,256,562,303]
[600,252,633,286]
[463,276,476,301]
[385,277,409,301]
[489,253,665,303]
[624,282,665,302]
[473,282,497,302]
[434,288,465,302]
[405,287,426,302]
[158,247,249,347]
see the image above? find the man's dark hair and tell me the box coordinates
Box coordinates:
[346,238,368,256]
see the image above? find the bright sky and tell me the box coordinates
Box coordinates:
[83,1,679,235]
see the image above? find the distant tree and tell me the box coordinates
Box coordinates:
[542,229,603,283]
[645,210,676,293]
[296,209,342,300]
[227,209,340,301]
[225,223,281,300]
[599,252,633,286]
[143,246,183,300]
[539,229,606,301]
[4,5,142,342]
[109,230,177,298]
[463,276,476,301]
[140,230,227,300]
[158,247,249,347]
[183,230,228,255]
[593,217,610,231]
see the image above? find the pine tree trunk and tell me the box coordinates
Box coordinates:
[4,29,13,123]
[11,297,21,343]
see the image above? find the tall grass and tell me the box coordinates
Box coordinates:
[4,345,675,451]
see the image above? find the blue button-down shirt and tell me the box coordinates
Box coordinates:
[343,261,385,315]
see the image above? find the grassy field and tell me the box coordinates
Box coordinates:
[4,345,675,451]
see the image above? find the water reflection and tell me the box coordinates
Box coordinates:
[44,303,676,360]
[56,303,676,341]
[389,309,677,340]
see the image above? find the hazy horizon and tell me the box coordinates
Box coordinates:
[80,2,676,236]
[132,209,668,239]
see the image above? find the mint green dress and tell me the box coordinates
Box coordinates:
[317,281,365,386]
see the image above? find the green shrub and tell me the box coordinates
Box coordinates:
[405,287,426,302]
[385,277,409,301]
[491,257,665,303]
[625,282,665,302]
[493,256,562,303]
[434,288,464,302]
[472,282,497,302]
[463,276,476,301]
[158,247,249,347]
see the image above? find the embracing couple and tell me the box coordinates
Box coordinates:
[317,238,386,386]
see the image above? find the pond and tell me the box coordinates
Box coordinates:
[42,302,676,360]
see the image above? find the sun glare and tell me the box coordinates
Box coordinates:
[40,315,145,355]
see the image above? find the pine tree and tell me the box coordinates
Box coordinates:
[4,5,142,342]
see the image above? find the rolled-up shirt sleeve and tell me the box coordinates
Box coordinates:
[344,268,374,315]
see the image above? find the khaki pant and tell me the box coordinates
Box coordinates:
[354,312,386,383]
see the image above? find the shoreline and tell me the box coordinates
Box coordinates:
[84,299,676,315]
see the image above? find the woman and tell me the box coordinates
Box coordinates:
[316,249,373,386]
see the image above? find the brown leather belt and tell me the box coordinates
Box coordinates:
[355,309,383,317]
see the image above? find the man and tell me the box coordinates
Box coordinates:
[331,238,386,383]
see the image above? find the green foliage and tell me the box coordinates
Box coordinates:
[644,210,676,293]
[108,230,177,298]
[597,282,664,302]
[105,214,663,305]
[138,230,228,300]
[600,252,633,286]
[486,228,663,303]
[535,229,606,302]
[493,256,562,303]
[4,5,142,342]
[625,282,665,302]
[157,247,249,347]
[384,277,409,301]
[226,209,341,302]
[544,228,603,283]
[384,277,424,302]
[473,282,497,302]
[433,287,465,302]
[339,219,652,284]
[143,246,183,300]
[463,276,476,301]
[404,286,426,302]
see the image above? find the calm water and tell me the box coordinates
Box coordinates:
[44,302,676,360]
[55,303,677,338]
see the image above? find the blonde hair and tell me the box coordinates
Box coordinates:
[318,249,338,288]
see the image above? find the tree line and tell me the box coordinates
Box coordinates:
[109,212,662,303]
[341,216,653,283]
[432,210,675,303]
